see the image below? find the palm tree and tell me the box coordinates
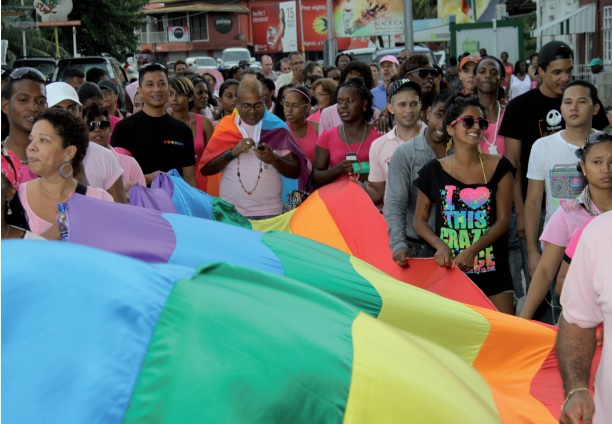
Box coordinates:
[2,27,68,64]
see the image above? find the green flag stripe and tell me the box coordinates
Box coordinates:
[124,262,357,423]
[262,232,383,318]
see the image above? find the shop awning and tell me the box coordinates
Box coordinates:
[144,2,249,14]
[531,4,595,37]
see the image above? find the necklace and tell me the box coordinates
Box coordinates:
[4,137,29,164]
[482,101,501,155]
[449,153,488,184]
[341,123,368,156]
[236,156,263,195]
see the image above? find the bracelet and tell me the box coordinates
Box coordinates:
[561,387,590,412]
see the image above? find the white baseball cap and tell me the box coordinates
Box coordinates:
[46,82,82,108]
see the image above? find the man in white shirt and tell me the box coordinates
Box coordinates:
[276,52,305,87]
[525,80,601,267]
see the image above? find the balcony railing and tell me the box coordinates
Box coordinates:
[140,31,168,44]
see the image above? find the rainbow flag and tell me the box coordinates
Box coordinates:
[3,241,503,423]
[198,109,309,200]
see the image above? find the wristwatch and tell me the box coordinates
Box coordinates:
[224,149,236,162]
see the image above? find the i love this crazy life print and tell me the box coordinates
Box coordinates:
[440,185,496,274]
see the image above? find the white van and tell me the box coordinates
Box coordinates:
[220,48,253,68]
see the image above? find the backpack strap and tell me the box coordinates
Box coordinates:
[75,182,88,196]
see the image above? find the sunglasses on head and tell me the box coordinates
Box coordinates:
[140,63,166,72]
[10,67,46,83]
[450,116,490,130]
[408,68,440,78]
[585,132,612,146]
[87,120,111,131]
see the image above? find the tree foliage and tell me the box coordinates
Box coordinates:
[55,0,149,60]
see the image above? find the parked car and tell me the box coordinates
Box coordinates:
[372,45,436,69]
[12,57,57,82]
[53,56,128,108]
[187,56,217,70]
[220,48,253,68]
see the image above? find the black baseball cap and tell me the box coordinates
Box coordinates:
[387,78,422,100]
[98,79,119,94]
[239,60,251,68]
[537,41,573,68]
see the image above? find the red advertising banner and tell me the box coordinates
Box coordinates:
[251,0,370,52]
[251,2,298,54]
[298,0,369,51]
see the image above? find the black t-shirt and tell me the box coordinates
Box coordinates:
[111,111,195,176]
[498,88,609,199]
[415,157,515,296]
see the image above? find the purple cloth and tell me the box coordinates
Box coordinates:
[129,183,177,214]
[67,194,177,264]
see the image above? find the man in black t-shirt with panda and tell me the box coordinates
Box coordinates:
[111,64,197,187]
[499,41,609,236]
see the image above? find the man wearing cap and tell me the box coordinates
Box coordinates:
[111,63,197,188]
[458,55,480,94]
[589,58,605,84]
[371,55,399,110]
[239,60,251,71]
[499,42,609,245]
[46,82,127,204]
[359,79,424,206]
[98,79,126,129]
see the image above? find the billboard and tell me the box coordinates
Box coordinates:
[438,0,497,24]
[251,1,298,53]
[332,0,405,37]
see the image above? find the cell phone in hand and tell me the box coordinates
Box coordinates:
[346,152,357,162]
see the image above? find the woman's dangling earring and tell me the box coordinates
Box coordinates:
[446,137,453,152]
[6,202,12,215]
[59,162,73,179]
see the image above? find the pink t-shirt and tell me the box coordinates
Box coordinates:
[287,121,318,169]
[564,217,595,261]
[110,147,146,191]
[480,108,506,156]
[20,165,38,184]
[219,121,289,217]
[540,202,601,248]
[368,125,425,183]
[18,183,114,235]
[560,212,612,424]
[83,141,124,190]
[317,126,379,168]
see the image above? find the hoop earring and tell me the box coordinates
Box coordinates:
[59,163,73,179]
[6,202,12,215]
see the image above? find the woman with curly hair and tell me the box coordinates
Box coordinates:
[413,93,516,314]
[18,108,113,235]
[312,78,378,188]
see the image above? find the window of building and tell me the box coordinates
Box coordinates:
[604,6,612,63]
[189,13,209,41]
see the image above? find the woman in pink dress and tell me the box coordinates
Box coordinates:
[284,86,319,170]
[312,78,379,188]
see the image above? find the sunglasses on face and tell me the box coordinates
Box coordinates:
[87,120,111,131]
[10,67,46,83]
[450,116,490,130]
[407,68,440,78]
